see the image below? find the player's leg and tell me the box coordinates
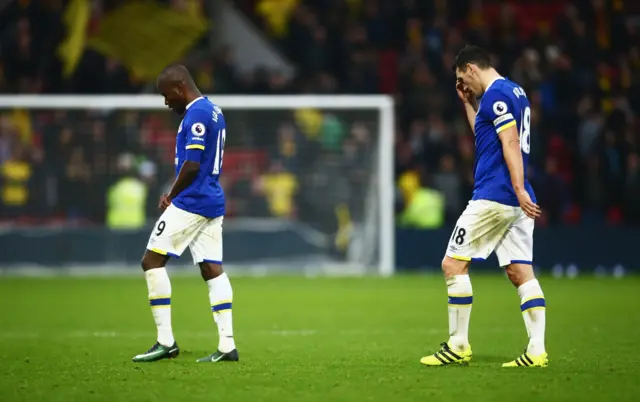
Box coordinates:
[496,214,548,368]
[132,205,205,363]
[133,248,178,363]
[189,217,239,363]
[142,249,172,350]
[443,256,473,353]
[420,257,474,367]
[196,260,238,363]
[421,201,510,366]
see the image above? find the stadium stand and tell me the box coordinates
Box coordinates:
[0,0,639,228]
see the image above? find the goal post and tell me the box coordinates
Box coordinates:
[0,95,395,276]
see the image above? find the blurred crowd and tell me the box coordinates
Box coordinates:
[1,0,640,228]
[240,0,640,226]
[0,105,374,238]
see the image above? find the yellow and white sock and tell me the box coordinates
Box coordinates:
[145,267,174,347]
[446,274,473,352]
[207,272,235,353]
[518,279,546,356]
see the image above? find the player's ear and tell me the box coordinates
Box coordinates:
[175,81,187,96]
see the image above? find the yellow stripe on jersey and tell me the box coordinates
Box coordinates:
[496,120,516,133]
[186,144,205,150]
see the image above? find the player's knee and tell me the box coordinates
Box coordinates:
[505,264,535,287]
[199,262,223,281]
[141,251,165,271]
[441,257,468,278]
[140,256,154,271]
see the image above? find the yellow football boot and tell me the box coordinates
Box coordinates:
[502,351,548,368]
[420,342,472,366]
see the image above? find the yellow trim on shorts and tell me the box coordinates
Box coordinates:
[149,248,167,256]
[451,255,471,262]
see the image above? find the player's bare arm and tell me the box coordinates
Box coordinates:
[160,161,200,211]
[456,78,478,132]
[498,126,540,219]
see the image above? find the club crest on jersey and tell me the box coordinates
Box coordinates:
[191,122,205,136]
[493,101,508,116]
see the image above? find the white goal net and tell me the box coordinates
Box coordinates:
[0,95,395,276]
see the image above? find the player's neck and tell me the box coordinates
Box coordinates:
[185,91,203,108]
[479,69,503,92]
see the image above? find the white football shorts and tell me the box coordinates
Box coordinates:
[445,200,534,267]
[146,204,223,265]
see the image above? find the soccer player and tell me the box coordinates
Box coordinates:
[132,65,238,363]
[420,46,547,368]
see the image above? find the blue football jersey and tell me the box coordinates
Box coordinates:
[172,97,226,218]
[472,78,536,206]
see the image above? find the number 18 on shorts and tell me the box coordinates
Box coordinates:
[445,200,534,267]
[146,204,223,265]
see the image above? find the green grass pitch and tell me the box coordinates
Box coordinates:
[0,274,638,402]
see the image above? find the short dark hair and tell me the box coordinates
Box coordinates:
[453,45,492,72]
[157,64,196,89]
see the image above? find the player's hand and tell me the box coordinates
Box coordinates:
[159,194,172,212]
[456,79,475,105]
[516,190,541,219]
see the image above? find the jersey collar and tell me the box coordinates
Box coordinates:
[185,96,204,110]
[485,76,504,92]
